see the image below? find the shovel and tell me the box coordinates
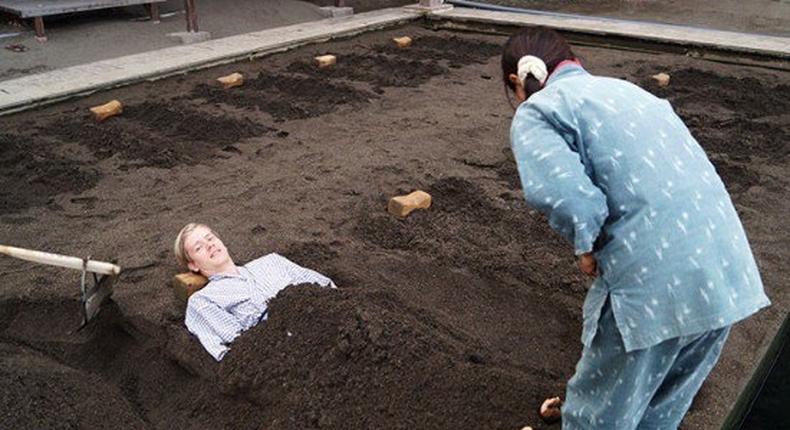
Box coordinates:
[0,245,121,328]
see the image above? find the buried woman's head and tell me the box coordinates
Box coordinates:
[174,223,233,276]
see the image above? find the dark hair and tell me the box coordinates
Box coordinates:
[501,27,576,100]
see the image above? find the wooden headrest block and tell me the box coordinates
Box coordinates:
[90,100,123,122]
[173,272,209,302]
[388,190,432,218]
[217,72,244,89]
[315,54,336,68]
[651,72,671,87]
[393,36,412,48]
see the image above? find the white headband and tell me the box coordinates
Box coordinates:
[517,55,548,86]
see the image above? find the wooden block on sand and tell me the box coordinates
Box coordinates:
[217,72,244,89]
[393,36,412,48]
[388,190,432,218]
[315,54,336,68]
[89,100,122,122]
[173,272,209,302]
[651,72,671,87]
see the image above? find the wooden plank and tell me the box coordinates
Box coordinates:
[0,8,421,115]
[430,7,790,59]
[0,0,166,18]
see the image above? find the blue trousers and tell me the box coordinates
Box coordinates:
[562,299,730,430]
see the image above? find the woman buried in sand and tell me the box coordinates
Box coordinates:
[501,28,770,429]
[174,223,335,361]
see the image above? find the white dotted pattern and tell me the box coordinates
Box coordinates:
[510,64,770,352]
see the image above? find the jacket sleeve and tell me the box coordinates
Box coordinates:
[185,294,244,361]
[510,104,608,255]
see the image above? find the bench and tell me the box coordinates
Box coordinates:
[0,0,168,41]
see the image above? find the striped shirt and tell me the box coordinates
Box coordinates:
[185,253,335,361]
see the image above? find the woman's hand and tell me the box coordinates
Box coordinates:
[578,252,597,277]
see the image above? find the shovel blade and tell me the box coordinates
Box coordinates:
[81,274,116,327]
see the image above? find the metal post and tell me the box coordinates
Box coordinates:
[184,0,199,32]
[147,3,161,23]
[33,16,47,42]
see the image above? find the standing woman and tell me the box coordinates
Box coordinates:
[502,27,770,429]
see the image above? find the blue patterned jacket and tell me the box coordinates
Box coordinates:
[510,63,770,351]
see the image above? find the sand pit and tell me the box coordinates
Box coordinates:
[0,25,787,429]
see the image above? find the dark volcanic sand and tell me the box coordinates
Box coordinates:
[0,25,787,430]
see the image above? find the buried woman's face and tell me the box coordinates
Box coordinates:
[184,225,232,275]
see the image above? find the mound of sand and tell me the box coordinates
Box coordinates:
[1,283,550,429]
[0,342,146,429]
[218,284,540,428]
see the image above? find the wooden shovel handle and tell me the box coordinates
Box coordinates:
[0,245,121,275]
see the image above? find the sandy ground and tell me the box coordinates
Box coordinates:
[0,0,326,80]
[0,23,788,429]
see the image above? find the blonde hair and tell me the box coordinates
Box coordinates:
[174,223,217,269]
